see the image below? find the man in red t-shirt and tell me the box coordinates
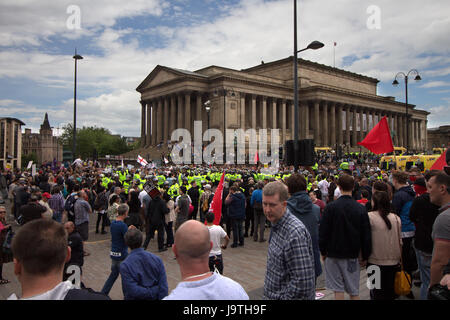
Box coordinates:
[309,190,325,217]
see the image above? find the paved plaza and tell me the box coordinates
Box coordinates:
[0,200,419,300]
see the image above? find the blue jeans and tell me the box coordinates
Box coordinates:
[414,246,432,300]
[52,211,62,223]
[101,259,123,295]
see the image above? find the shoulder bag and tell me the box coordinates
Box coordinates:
[394,215,412,296]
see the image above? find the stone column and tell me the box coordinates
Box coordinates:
[262,96,267,129]
[146,103,151,146]
[291,100,295,139]
[184,92,191,133]
[352,107,357,147]
[322,101,328,147]
[151,100,157,145]
[314,100,320,146]
[271,98,277,129]
[140,101,146,147]
[281,99,287,144]
[164,96,170,144]
[398,114,403,147]
[156,98,162,144]
[305,102,310,139]
[196,92,203,134]
[345,105,351,145]
[177,93,183,129]
[251,95,257,129]
[365,108,370,137]
[240,93,246,130]
[393,113,398,146]
[359,107,364,143]
[170,95,176,137]
[298,100,304,139]
[337,103,343,146]
[330,102,336,147]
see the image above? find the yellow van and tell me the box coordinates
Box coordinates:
[314,147,333,153]
[432,148,446,154]
[380,154,441,172]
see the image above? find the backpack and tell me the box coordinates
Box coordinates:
[202,193,209,212]
[64,195,78,216]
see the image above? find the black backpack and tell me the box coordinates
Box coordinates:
[64,195,78,216]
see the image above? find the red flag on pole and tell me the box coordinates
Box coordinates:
[208,172,225,225]
[254,151,259,163]
[430,149,448,171]
[357,116,394,154]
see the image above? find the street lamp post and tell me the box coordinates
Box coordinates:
[204,100,211,131]
[293,1,324,171]
[72,50,83,162]
[392,69,421,152]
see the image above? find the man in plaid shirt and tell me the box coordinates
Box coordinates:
[263,181,315,300]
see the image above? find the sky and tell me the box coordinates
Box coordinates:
[0,0,449,138]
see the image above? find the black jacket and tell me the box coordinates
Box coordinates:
[409,193,440,254]
[147,196,168,226]
[319,195,372,260]
[66,231,84,267]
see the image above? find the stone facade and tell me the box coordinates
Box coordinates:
[0,117,24,170]
[427,125,450,149]
[22,113,62,166]
[136,57,429,152]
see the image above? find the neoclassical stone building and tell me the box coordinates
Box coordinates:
[136,57,429,152]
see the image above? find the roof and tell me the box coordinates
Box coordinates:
[0,117,25,126]
[242,56,380,84]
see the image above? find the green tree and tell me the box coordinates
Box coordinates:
[60,124,134,158]
[21,152,38,168]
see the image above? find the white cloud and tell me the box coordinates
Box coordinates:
[421,81,450,88]
[1,0,450,137]
[0,0,165,46]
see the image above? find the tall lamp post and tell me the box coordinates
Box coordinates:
[72,50,83,162]
[204,100,211,131]
[392,69,421,152]
[293,0,324,171]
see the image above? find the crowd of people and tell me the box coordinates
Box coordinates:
[0,149,449,300]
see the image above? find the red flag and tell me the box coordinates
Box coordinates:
[208,172,225,225]
[430,149,448,171]
[254,151,259,163]
[357,116,394,154]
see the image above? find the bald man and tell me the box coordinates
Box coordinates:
[163,220,249,300]
[63,221,84,283]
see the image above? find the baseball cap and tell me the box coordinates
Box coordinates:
[42,192,51,199]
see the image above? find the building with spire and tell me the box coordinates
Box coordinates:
[22,113,63,166]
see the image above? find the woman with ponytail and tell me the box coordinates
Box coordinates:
[367,191,402,300]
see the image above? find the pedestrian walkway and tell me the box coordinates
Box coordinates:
[0,201,419,300]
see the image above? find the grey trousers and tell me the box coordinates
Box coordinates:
[253,209,266,241]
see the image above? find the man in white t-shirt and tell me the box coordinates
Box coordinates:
[206,211,230,274]
[318,176,330,203]
[334,186,341,200]
[164,220,248,300]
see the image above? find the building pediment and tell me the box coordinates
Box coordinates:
[136,65,208,92]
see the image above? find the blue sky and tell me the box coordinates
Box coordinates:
[0,0,449,137]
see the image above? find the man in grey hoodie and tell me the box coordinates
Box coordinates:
[285,174,322,280]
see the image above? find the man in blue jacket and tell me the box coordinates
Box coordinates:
[225,186,246,248]
[120,228,168,300]
[392,170,417,298]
